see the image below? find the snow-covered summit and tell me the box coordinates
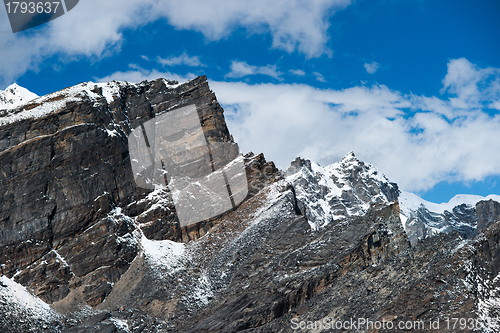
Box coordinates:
[0,78,185,127]
[399,190,500,245]
[0,83,38,110]
[284,152,500,245]
[285,152,399,230]
[0,81,123,127]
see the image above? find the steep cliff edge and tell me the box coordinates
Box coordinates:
[0,76,239,309]
[1,77,500,333]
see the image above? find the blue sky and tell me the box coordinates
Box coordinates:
[1,0,499,203]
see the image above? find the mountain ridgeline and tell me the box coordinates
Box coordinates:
[0,77,499,332]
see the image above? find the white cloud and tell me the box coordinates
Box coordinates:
[364,61,380,74]
[154,0,351,58]
[290,69,306,76]
[490,100,500,111]
[0,0,352,86]
[0,0,148,86]
[157,53,205,67]
[226,61,282,79]
[210,59,500,192]
[313,72,326,82]
[441,57,500,110]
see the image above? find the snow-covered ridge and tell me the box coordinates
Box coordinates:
[284,152,499,244]
[0,78,186,127]
[399,190,500,217]
[399,190,500,245]
[141,234,185,276]
[0,83,38,110]
[0,275,58,320]
[285,151,399,230]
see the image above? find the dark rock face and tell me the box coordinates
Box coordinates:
[443,203,478,238]
[175,189,500,333]
[477,199,500,233]
[0,76,236,307]
[181,206,500,333]
[183,200,410,332]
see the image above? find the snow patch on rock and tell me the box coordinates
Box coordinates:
[0,83,38,110]
[141,235,185,275]
[0,275,58,320]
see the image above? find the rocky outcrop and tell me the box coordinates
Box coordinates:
[477,199,500,233]
[244,152,281,196]
[0,76,237,308]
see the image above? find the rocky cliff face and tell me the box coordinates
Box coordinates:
[1,77,500,333]
[0,76,237,310]
[477,200,500,233]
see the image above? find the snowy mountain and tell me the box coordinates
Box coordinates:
[284,152,500,245]
[0,83,38,110]
[399,191,500,245]
[399,191,500,216]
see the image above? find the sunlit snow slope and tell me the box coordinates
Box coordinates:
[0,83,38,110]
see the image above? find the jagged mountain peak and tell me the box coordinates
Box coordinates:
[285,153,500,245]
[0,78,185,127]
[284,152,399,230]
[340,150,356,162]
[0,83,38,111]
